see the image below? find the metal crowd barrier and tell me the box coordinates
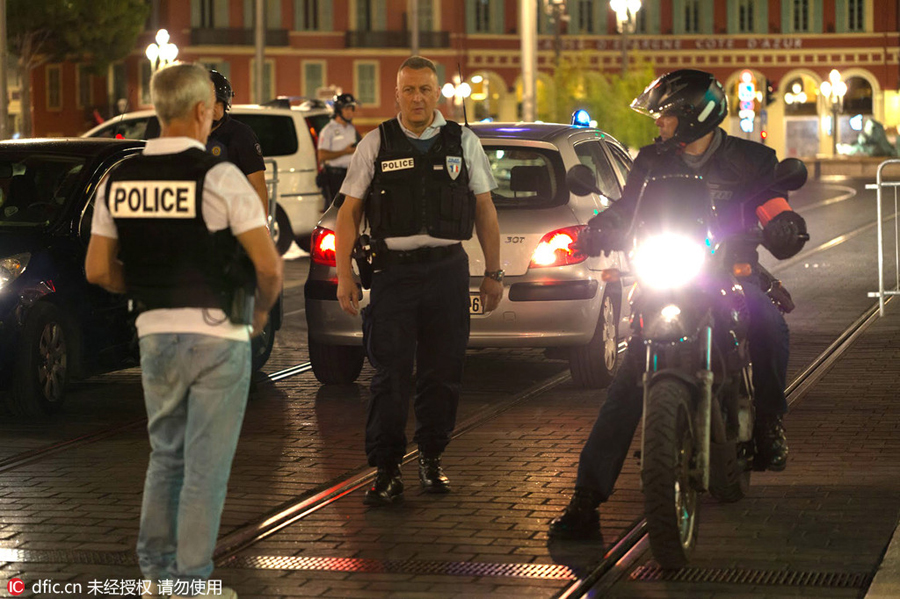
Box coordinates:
[264,158,279,239]
[865,159,900,316]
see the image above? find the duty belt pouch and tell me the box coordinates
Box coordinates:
[221,244,257,325]
[353,233,374,289]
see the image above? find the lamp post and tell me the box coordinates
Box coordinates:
[442,77,471,121]
[819,69,847,157]
[610,0,641,75]
[145,29,178,73]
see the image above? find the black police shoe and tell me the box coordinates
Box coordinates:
[418,453,451,494]
[754,414,789,472]
[364,465,404,506]
[548,488,601,540]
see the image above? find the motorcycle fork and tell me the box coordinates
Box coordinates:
[639,324,714,492]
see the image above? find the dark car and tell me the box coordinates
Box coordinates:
[0,139,277,418]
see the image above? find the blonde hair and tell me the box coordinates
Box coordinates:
[151,63,213,125]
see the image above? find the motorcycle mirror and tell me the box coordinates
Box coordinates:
[773,158,808,192]
[566,164,601,197]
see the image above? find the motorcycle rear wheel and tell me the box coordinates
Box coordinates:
[643,379,699,569]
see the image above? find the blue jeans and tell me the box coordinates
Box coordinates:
[136,334,250,589]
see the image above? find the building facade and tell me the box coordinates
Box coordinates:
[27,0,900,159]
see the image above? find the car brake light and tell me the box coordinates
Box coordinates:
[311,226,337,266]
[529,226,588,268]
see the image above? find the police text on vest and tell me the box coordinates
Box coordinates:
[381,158,415,172]
[109,181,197,218]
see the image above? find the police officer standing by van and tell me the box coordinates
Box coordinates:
[317,93,361,209]
[85,63,282,598]
[207,70,269,217]
[335,56,502,506]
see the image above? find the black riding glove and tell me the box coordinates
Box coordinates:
[763,211,808,260]
[575,227,626,258]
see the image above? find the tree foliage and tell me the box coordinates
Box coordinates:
[546,52,660,152]
[8,0,149,135]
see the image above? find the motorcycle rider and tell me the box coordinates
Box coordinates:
[549,69,808,540]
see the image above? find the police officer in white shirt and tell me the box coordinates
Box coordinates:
[335,56,502,506]
[317,93,361,209]
[85,63,282,599]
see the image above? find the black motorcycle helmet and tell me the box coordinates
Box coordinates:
[209,69,234,111]
[333,93,358,113]
[631,69,728,147]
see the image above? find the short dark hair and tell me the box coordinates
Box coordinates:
[398,56,437,76]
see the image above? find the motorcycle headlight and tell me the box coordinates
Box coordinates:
[0,253,30,292]
[633,234,705,290]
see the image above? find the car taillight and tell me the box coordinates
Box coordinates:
[311,226,337,266]
[529,225,588,268]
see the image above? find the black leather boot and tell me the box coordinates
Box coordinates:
[548,488,601,540]
[364,464,404,506]
[754,414,789,471]
[418,453,451,494]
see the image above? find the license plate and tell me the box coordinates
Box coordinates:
[469,293,484,315]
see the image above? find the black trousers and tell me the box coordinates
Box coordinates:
[361,250,470,467]
[575,282,790,501]
[322,167,347,210]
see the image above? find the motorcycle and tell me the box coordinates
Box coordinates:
[567,159,808,568]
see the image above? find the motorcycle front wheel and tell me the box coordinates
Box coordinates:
[642,378,699,569]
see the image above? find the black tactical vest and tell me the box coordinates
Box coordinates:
[365,118,476,240]
[105,148,254,312]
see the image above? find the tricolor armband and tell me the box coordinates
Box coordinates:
[755,197,792,226]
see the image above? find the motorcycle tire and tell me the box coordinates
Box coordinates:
[642,378,700,570]
[709,440,751,503]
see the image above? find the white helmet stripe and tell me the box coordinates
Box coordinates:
[697,100,715,123]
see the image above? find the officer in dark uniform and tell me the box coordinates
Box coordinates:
[317,92,361,210]
[85,62,282,598]
[548,69,808,540]
[207,70,269,217]
[334,56,502,506]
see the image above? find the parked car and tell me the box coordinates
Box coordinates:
[305,122,635,388]
[0,138,278,418]
[82,100,332,254]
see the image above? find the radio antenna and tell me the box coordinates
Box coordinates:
[457,63,469,127]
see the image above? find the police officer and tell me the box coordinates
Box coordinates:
[548,69,807,540]
[317,92,361,209]
[208,69,270,217]
[335,56,502,506]
[85,63,283,597]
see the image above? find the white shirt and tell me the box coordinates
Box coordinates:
[91,137,267,341]
[317,119,358,169]
[340,111,497,251]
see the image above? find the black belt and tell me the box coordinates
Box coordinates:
[378,243,463,267]
[324,166,348,173]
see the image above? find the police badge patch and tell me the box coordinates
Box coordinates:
[446,156,462,180]
[255,143,263,156]
[211,145,222,156]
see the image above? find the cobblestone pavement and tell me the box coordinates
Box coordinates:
[2,179,900,598]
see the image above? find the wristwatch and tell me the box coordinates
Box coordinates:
[484,269,505,283]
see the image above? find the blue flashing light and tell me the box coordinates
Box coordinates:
[572,109,591,127]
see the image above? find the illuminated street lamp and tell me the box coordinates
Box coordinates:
[610,0,641,75]
[819,69,847,156]
[442,76,471,120]
[145,29,178,73]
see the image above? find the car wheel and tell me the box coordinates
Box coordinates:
[309,338,365,384]
[569,288,620,389]
[9,303,71,417]
[272,205,294,255]
[251,317,276,373]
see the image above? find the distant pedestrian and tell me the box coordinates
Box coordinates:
[317,92,361,209]
[335,56,502,506]
[85,62,283,598]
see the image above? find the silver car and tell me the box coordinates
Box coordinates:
[305,122,634,388]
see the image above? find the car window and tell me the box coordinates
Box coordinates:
[305,113,332,147]
[91,117,151,140]
[482,147,566,208]
[574,140,621,201]
[229,114,299,157]
[0,155,88,228]
[606,144,632,188]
